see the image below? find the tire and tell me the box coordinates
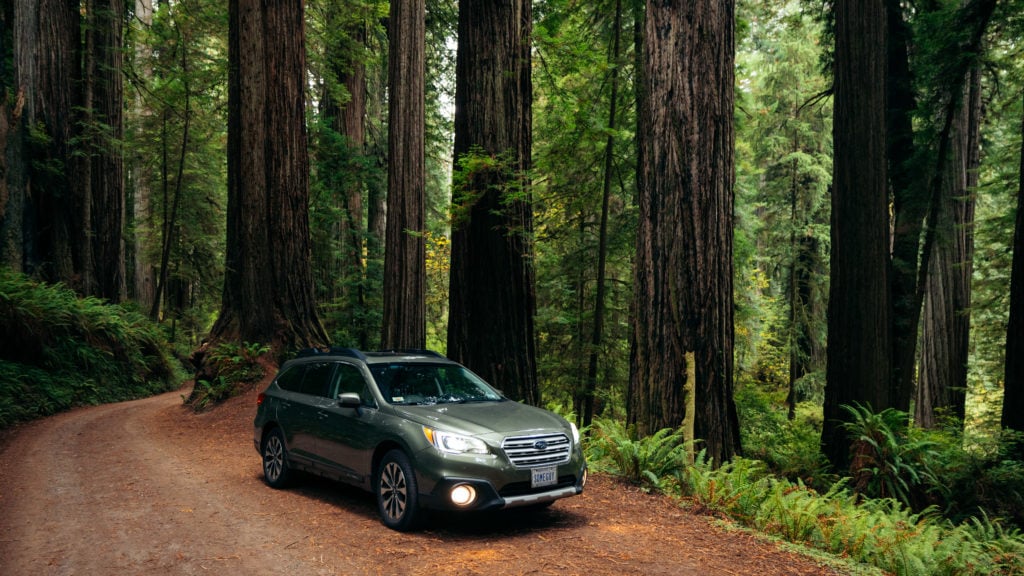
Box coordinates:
[261,428,292,488]
[376,450,420,531]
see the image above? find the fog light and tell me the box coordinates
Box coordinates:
[450,484,476,506]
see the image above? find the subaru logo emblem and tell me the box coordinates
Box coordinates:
[534,440,548,450]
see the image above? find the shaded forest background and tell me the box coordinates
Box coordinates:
[3,0,1024,568]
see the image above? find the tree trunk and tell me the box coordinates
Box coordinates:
[205,0,327,360]
[87,0,127,302]
[1,2,23,270]
[452,0,540,403]
[821,0,891,471]
[628,0,739,465]
[1002,92,1024,443]
[916,67,980,427]
[886,0,925,415]
[382,0,426,349]
[9,0,86,288]
[127,0,156,310]
[448,0,538,405]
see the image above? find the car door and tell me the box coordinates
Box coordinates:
[316,362,382,484]
[277,361,335,463]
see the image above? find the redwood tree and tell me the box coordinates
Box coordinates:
[4,0,87,287]
[916,69,981,427]
[382,0,426,349]
[821,0,892,471]
[447,0,538,404]
[627,0,740,465]
[204,0,327,358]
[1004,95,1024,444]
[86,0,127,302]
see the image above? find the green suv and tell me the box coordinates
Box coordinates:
[253,348,587,530]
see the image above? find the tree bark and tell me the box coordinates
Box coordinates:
[448,0,538,404]
[886,0,925,415]
[628,0,740,465]
[9,0,86,288]
[1003,92,1024,442]
[916,67,980,427]
[382,0,426,349]
[821,0,891,471]
[127,0,156,310]
[205,0,328,359]
[87,0,127,302]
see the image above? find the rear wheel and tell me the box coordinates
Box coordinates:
[377,450,420,531]
[261,428,291,488]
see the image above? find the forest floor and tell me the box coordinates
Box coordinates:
[0,381,868,576]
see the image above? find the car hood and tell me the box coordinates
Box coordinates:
[395,400,569,438]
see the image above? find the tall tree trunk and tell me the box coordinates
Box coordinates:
[822,0,891,471]
[87,0,126,302]
[382,0,426,349]
[582,0,622,430]
[886,0,925,415]
[447,0,538,404]
[628,0,739,464]
[10,0,85,288]
[888,0,995,415]
[338,23,368,345]
[1,2,24,270]
[204,0,327,361]
[1002,92,1024,445]
[127,0,156,309]
[916,67,980,427]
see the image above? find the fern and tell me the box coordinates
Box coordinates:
[585,419,688,490]
[841,403,942,509]
[0,268,184,428]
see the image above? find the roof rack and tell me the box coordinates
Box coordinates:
[369,349,446,359]
[295,347,368,360]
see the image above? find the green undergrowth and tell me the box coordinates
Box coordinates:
[584,417,1024,576]
[0,268,185,428]
[185,341,270,411]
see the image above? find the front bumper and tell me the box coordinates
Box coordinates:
[416,456,588,512]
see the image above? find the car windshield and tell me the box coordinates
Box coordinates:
[369,363,504,405]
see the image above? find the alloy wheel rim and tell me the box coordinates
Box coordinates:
[265,436,284,481]
[380,462,407,521]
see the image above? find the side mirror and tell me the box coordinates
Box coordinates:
[338,392,362,408]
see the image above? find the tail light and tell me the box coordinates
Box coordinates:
[257,392,266,406]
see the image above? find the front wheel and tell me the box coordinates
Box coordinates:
[261,428,292,488]
[376,450,421,531]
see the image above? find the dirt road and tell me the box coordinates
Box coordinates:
[0,388,851,575]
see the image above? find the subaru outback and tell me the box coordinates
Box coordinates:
[253,348,587,530]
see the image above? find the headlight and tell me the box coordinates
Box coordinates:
[422,427,489,455]
[570,422,581,445]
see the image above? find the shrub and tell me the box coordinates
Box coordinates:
[184,341,269,411]
[585,418,689,490]
[0,268,184,427]
[841,403,943,510]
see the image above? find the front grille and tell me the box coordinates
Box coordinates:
[502,433,572,468]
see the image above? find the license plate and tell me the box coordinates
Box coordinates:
[531,465,557,488]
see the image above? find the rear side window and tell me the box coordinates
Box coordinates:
[275,362,334,397]
[301,362,335,397]
[275,365,306,392]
